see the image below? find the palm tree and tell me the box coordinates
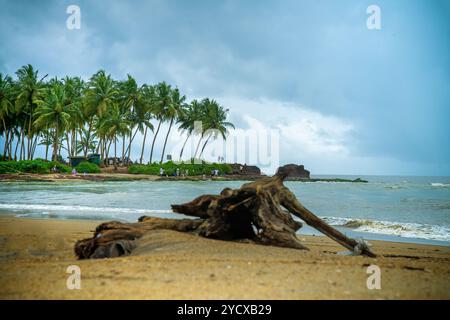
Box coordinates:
[38,129,52,160]
[198,99,234,159]
[0,74,15,159]
[177,99,203,160]
[100,104,130,170]
[62,76,85,157]
[15,64,46,160]
[160,88,186,163]
[137,84,155,164]
[76,128,98,155]
[33,80,72,161]
[149,82,171,164]
[84,70,119,157]
[2,66,235,166]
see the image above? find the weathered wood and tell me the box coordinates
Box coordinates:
[74,165,376,259]
[75,217,203,259]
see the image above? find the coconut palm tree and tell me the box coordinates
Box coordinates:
[14,64,47,159]
[177,99,200,160]
[83,70,119,157]
[76,127,98,155]
[138,84,155,164]
[100,104,130,170]
[149,82,171,164]
[33,80,72,161]
[198,99,234,158]
[160,88,186,163]
[38,129,52,160]
[0,74,15,159]
[62,76,85,157]
[117,75,154,165]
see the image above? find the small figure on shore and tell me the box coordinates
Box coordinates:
[159,167,164,176]
[83,171,87,177]
[71,168,77,176]
[176,168,180,177]
[185,169,189,176]
[52,165,58,173]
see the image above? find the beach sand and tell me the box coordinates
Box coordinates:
[0,215,449,299]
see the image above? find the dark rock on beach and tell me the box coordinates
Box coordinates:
[277,164,310,180]
[230,163,261,176]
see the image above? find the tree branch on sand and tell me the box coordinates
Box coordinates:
[74,165,376,259]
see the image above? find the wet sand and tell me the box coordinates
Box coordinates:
[0,216,449,299]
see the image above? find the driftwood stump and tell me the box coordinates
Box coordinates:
[75,165,376,259]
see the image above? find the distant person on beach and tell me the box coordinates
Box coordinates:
[52,165,58,173]
[159,167,164,176]
[176,168,180,177]
[71,168,77,176]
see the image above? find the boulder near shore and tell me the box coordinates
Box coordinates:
[278,163,310,180]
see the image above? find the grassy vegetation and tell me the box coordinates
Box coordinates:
[0,159,71,174]
[75,161,101,174]
[128,161,232,176]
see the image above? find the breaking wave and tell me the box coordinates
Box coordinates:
[431,183,450,188]
[322,216,450,242]
[0,203,174,221]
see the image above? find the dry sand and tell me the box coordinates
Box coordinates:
[0,215,449,299]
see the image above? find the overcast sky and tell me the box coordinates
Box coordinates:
[1,0,449,175]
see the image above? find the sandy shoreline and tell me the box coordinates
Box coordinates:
[0,215,449,299]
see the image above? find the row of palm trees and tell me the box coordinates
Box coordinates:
[0,65,235,167]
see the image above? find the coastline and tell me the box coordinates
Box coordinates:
[0,172,368,183]
[0,215,449,299]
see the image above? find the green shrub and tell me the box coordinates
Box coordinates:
[0,160,71,174]
[128,161,232,176]
[75,161,101,173]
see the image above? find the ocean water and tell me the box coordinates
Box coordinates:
[0,175,449,246]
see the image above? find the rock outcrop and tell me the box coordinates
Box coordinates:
[277,164,310,180]
[230,163,261,176]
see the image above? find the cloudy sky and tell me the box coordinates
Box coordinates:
[1,0,449,175]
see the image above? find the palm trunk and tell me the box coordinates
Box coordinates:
[66,133,71,158]
[179,134,190,161]
[72,129,77,156]
[199,133,212,158]
[126,128,138,165]
[193,133,204,160]
[140,126,148,164]
[31,135,38,159]
[2,118,8,159]
[84,120,93,157]
[106,139,112,164]
[7,132,13,160]
[27,102,34,160]
[149,119,162,164]
[20,128,25,161]
[3,129,9,160]
[52,125,59,162]
[96,137,102,154]
[160,117,174,163]
[14,134,20,161]
[121,135,125,167]
[27,122,31,160]
[114,136,117,170]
